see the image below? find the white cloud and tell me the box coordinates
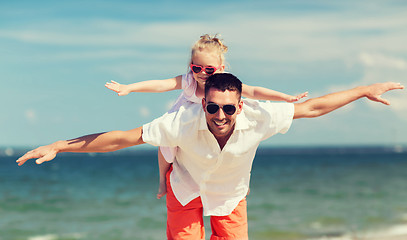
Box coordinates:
[2,0,407,146]
[24,109,37,124]
[52,50,143,60]
[359,53,407,70]
[305,49,406,129]
[0,19,194,47]
[166,100,176,111]
[5,147,14,156]
[1,4,406,64]
[385,91,407,120]
[358,52,407,87]
[326,52,407,119]
[139,107,150,118]
[359,53,407,119]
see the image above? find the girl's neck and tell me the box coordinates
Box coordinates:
[195,83,205,99]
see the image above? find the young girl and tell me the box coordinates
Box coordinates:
[105,34,308,199]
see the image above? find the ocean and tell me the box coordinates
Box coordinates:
[1,146,407,240]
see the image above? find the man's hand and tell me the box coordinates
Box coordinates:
[365,82,404,105]
[16,128,145,166]
[294,81,404,119]
[16,144,59,166]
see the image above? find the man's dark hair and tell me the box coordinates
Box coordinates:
[204,73,242,99]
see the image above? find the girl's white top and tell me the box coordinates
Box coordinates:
[160,71,200,162]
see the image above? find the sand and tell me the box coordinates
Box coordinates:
[310,224,407,240]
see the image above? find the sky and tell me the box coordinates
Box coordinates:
[1,0,407,150]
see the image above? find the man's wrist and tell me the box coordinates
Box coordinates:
[354,85,369,99]
[52,140,65,153]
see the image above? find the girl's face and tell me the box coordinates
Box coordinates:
[191,49,224,87]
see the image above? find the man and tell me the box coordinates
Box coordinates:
[17,73,404,240]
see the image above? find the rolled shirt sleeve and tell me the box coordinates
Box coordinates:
[142,101,201,147]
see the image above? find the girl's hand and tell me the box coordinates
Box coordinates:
[105,80,130,96]
[287,92,308,102]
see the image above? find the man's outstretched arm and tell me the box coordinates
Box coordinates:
[293,82,404,119]
[16,127,145,166]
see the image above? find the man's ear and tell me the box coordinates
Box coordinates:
[202,98,207,112]
[237,100,243,114]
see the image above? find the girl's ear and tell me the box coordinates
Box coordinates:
[220,65,225,72]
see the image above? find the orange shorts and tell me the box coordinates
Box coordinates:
[166,167,248,240]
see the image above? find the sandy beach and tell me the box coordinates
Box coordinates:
[316,235,407,240]
[310,224,407,240]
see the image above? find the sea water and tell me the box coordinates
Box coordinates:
[1,146,407,240]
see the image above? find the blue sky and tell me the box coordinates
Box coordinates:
[1,0,407,149]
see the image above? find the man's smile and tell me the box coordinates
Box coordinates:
[213,119,228,126]
[212,119,229,128]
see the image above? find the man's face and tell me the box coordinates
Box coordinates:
[202,88,243,142]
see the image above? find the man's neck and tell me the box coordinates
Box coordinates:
[214,129,234,150]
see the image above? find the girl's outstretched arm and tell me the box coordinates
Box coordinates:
[105,75,183,96]
[242,84,308,102]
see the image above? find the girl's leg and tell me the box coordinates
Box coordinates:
[157,148,171,199]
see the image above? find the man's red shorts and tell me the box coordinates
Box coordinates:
[166,166,248,240]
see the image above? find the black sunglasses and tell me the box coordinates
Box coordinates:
[206,103,236,115]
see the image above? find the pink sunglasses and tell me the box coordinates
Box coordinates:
[190,64,220,75]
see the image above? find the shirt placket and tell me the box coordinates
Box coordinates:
[200,144,227,213]
[199,129,237,214]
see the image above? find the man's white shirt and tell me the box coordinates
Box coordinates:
[142,99,294,216]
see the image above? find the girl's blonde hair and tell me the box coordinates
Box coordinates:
[190,34,228,65]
